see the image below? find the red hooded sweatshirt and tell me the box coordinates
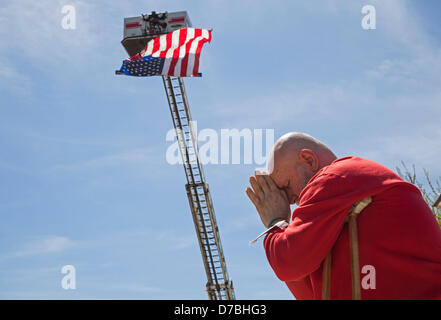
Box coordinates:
[264,156,441,299]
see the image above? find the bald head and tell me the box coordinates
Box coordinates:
[267,132,337,204]
[269,132,337,172]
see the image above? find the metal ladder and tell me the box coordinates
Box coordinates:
[162,76,235,300]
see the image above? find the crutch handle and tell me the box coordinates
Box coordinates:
[348,212,361,300]
[321,197,372,300]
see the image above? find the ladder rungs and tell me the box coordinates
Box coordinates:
[163,76,235,299]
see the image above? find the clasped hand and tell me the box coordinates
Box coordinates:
[246,171,291,227]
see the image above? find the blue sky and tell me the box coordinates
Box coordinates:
[1,0,441,299]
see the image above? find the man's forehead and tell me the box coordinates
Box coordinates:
[268,165,283,184]
[266,148,276,174]
[267,147,290,171]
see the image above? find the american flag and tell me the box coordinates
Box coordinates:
[118,28,212,77]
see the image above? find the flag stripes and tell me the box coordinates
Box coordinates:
[121,27,211,77]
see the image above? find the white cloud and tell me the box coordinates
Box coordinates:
[155,230,197,250]
[0,1,97,64]
[357,127,441,172]
[365,49,441,88]
[47,147,161,172]
[0,0,102,96]
[0,58,33,95]
[370,0,432,55]
[12,236,76,257]
[209,82,373,129]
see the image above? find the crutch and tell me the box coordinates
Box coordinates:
[321,197,372,300]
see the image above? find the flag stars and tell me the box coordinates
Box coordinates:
[120,56,165,76]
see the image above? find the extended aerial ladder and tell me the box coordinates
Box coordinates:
[119,11,235,300]
[162,76,235,300]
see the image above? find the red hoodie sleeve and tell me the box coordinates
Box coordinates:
[263,171,385,282]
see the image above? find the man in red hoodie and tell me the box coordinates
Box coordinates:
[246,132,441,299]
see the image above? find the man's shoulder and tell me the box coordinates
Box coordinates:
[298,156,410,205]
[319,156,398,179]
[305,156,405,194]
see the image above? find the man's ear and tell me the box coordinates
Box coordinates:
[298,149,319,171]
